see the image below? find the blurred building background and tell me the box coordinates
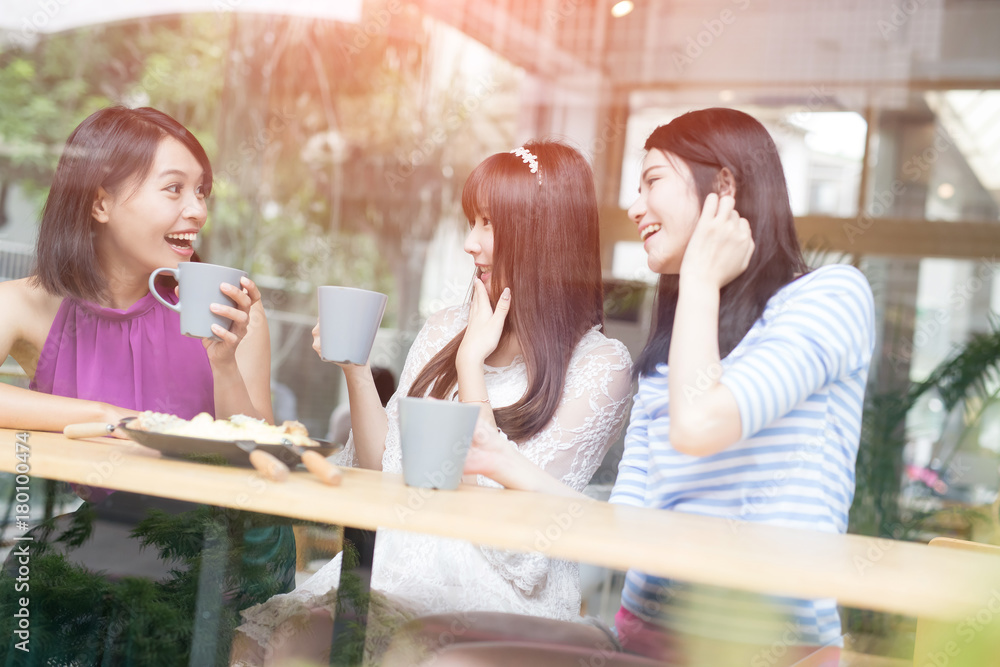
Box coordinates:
[3,0,1000,657]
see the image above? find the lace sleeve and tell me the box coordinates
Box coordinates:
[478,332,633,592]
[516,333,633,489]
[332,306,467,471]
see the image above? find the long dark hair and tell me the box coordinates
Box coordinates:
[32,106,212,302]
[408,141,605,442]
[635,108,808,377]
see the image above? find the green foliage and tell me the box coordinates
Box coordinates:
[920,327,1000,414]
[0,52,108,191]
[850,325,1000,537]
[0,503,295,666]
[2,6,519,333]
[330,539,368,665]
[846,324,1000,647]
[850,392,911,538]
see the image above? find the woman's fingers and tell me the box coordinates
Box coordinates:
[715,194,736,223]
[204,285,253,358]
[465,418,503,476]
[701,192,719,221]
[209,323,239,345]
[469,278,489,315]
[202,323,239,360]
[472,416,497,446]
[210,280,259,339]
[491,288,511,327]
[209,302,250,329]
[460,277,513,365]
[312,323,323,356]
[740,218,756,268]
[240,276,262,305]
[698,193,736,229]
[221,282,252,312]
[683,193,755,288]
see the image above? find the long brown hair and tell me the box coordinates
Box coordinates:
[635,108,808,377]
[407,141,605,441]
[32,106,212,302]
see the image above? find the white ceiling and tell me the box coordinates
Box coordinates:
[0,0,360,37]
[927,90,1000,204]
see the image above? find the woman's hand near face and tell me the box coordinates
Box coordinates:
[457,279,511,368]
[455,279,511,431]
[680,193,755,290]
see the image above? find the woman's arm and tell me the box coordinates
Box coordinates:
[668,194,753,456]
[0,279,137,431]
[206,277,273,422]
[338,362,389,470]
[667,278,743,456]
[310,323,388,470]
[464,424,588,499]
[316,306,465,471]
[716,266,876,441]
[464,337,633,497]
[465,336,633,593]
[670,197,876,457]
[0,384,136,432]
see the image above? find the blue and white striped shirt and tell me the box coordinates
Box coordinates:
[610,264,876,646]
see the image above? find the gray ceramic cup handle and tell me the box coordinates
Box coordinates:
[148,268,182,312]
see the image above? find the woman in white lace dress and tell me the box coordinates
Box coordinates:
[234,140,632,663]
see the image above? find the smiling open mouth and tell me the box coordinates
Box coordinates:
[640,224,661,241]
[166,232,196,250]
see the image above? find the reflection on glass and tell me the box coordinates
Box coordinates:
[0,487,294,666]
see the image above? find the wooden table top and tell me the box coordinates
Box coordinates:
[3,427,999,621]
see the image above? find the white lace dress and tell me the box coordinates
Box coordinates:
[237,304,633,657]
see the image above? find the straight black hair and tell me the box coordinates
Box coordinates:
[32,106,212,302]
[408,141,604,441]
[635,108,808,377]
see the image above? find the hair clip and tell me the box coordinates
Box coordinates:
[511,147,542,185]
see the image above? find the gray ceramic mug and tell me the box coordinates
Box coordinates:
[317,286,388,365]
[398,397,482,490]
[149,262,248,339]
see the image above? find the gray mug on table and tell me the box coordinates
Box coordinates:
[148,262,248,339]
[318,286,388,365]
[398,397,481,490]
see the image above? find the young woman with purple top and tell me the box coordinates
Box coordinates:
[0,106,271,431]
[0,107,293,665]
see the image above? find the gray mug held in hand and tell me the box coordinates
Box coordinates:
[398,397,482,490]
[148,262,248,340]
[317,286,388,365]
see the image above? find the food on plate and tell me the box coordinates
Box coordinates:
[132,411,318,446]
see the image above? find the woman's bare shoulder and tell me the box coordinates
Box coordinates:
[2,277,61,310]
[0,278,62,342]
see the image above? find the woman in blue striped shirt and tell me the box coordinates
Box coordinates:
[465,108,875,666]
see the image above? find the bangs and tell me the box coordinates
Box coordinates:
[461,150,539,225]
[461,154,502,222]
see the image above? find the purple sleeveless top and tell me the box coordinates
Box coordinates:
[31,284,215,418]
